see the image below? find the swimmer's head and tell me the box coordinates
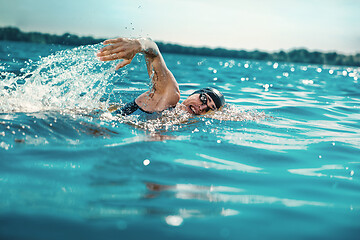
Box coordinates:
[182,87,225,115]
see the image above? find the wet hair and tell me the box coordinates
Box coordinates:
[191,87,225,109]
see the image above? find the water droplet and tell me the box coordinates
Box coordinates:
[263,84,270,91]
[302,80,314,85]
[143,159,150,166]
[192,128,199,133]
[165,216,183,226]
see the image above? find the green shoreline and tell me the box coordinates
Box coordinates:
[1,26,359,67]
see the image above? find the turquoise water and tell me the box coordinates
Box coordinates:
[1,41,360,239]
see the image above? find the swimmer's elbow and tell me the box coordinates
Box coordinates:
[172,91,181,106]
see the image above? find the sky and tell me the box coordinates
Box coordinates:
[0,0,359,54]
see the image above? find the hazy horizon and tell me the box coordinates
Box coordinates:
[0,0,359,54]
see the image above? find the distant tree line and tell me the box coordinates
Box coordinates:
[156,42,360,67]
[1,26,359,67]
[0,26,103,46]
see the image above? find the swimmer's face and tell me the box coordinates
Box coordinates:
[182,93,217,115]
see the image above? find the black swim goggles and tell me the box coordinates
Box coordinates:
[199,92,216,111]
[191,87,225,110]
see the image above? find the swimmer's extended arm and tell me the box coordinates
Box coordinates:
[97,38,178,93]
[97,38,180,110]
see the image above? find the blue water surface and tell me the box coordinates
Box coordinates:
[0,41,360,240]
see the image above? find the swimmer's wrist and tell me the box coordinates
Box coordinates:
[137,38,159,57]
[138,38,147,52]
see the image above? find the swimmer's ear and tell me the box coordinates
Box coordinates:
[116,59,132,70]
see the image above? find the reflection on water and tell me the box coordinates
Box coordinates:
[144,181,328,227]
[145,183,327,207]
[176,153,263,173]
[289,164,355,180]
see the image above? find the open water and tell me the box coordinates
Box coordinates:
[0,41,359,240]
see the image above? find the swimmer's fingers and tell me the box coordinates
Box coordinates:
[98,53,124,61]
[97,38,140,64]
[98,48,131,61]
[103,38,125,45]
[98,38,125,55]
[99,51,135,61]
[97,46,124,57]
[115,59,132,70]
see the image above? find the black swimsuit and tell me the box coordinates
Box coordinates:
[114,100,152,115]
[114,100,161,119]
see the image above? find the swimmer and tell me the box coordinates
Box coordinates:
[97,37,225,117]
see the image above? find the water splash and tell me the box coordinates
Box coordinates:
[0,44,118,113]
[101,103,269,133]
[205,104,268,122]
[101,105,192,132]
[0,43,269,136]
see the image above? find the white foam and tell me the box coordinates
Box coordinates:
[0,44,117,113]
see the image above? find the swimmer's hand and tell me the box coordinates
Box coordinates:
[97,38,142,70]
